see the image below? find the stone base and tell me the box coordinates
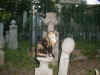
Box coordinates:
[35,57,53,75]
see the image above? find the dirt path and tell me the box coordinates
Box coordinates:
[69,59,100,75]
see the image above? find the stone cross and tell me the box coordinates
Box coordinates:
[8,20,18,49]
[35,57,53,75]
[58,37,75,75]
[0,22,4,47]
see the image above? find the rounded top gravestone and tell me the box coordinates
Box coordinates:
[10,19,16,25]
[62,37,75,55]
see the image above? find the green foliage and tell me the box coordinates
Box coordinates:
[0,11,11,22]
[87,69,96,75]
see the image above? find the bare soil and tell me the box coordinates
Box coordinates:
[69,59,100,75]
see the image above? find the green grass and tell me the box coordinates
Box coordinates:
[75,40,100,58]
[75,40,100,49]
[4,40,39,70]
[48,63,58,75]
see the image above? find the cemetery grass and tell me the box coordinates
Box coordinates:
[75,40,100,58]
[0,40,100,75]
[4,40,39,70]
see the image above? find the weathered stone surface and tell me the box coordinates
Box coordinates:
[8,20,18,49]
[58,37,75,75]
[35,57,53,75]
[23,11,27,29]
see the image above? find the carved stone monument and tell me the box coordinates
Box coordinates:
[8,20,18,49]
[42,12,59,62]
[35,57,53,75]
[58,37,75,75]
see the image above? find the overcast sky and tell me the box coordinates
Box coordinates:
[86,0,100,5]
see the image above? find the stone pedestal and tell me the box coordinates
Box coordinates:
[35,57,53,75]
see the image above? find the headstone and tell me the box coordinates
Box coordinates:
[22,11,27,37]
[58,37,75,75]
[35,57,53,75]
[0,22,4,47]
[23,11,27,29]
[8,20,18,49]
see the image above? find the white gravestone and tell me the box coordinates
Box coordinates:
[35,57,53,75]
[23,11,27,29]
[0,22,4,47]
[58,37,75,75]
[8,20,18,49]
